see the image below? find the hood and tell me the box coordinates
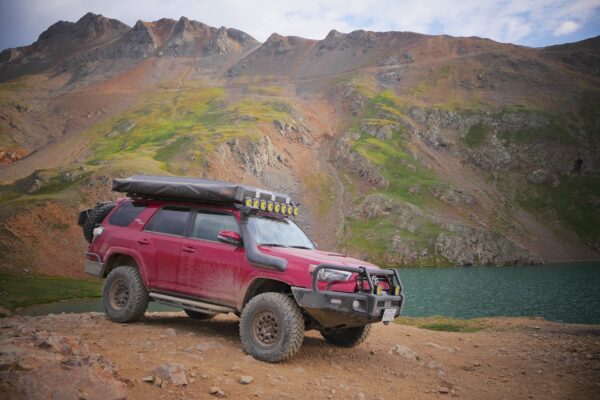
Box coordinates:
[258,246,380,270]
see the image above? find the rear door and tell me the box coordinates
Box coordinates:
[134,206,192,292]
[177,209,245,306]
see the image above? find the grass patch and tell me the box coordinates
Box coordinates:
[85,86,293,174]
[519,174,600,244]
[303,173,334,216]
[464,123,486,148]
[498,109,574,145]
[394,316,486,332]
[0,274,103,311]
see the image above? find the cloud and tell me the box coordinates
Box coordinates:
[1,0,600,51]
[553,20,581,36]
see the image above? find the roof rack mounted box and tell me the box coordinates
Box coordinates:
[112,175,294,206]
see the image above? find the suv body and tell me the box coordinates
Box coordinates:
[81,176,404,362]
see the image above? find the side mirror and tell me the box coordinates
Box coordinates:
[217,230,242,246]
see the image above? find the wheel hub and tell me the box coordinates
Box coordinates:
[252,310,280,347]
[109,279,129,310]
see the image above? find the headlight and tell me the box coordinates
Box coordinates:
[317,269,353,282]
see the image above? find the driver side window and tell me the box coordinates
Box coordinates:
[192,211,239,242]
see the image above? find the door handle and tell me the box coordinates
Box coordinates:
[137,238,150,245]
[182,246,196,253]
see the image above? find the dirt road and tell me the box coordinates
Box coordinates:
[1,312,599,399]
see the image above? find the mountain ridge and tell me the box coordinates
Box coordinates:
[0,13,598,276]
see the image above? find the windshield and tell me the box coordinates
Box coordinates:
[248,216,316,249]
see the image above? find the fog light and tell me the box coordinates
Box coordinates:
[394,286,400,296]
[352,300,361,309]
[376,286,382,296]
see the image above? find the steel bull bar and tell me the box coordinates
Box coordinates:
[291,264,405,329]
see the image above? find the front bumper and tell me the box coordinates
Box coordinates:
[291,264,405,329]
[292,287,403,328]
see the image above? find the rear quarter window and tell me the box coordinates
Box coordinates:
[144,207,191,236]
[108,201,147,227]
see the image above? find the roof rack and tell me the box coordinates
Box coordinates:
[112,175,299,216]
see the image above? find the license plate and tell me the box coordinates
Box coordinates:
[382,308,397,322]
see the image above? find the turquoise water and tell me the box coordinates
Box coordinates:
[397,262,600,324]
[17,262,600,324]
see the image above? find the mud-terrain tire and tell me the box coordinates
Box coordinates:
[103,266,149,323]
[184,309,215,320]
[239,293,305,363]
[321,324,372,347]
[83,201,115,243]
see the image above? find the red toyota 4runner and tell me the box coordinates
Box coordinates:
[79,175,404,362]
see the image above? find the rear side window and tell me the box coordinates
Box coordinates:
[108,201,147,227]
[145,207,191,236]
[192,211,239,242]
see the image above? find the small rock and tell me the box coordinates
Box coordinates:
[142,375,154,383]
[356,392,366,400]
[209,386,226,397]
[240,375,254,384]
[389,344,419,361]
[438,387,450,394]
[164,328,177,336]
[153,363,188,385]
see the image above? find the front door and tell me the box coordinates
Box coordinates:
[177,210,244,306]
[135,206,192,292]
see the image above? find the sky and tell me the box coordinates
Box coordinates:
[1,0,600,51]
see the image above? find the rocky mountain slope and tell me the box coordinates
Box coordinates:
[0,13,599,275]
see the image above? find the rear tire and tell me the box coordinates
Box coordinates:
[103,266,148,323]
[184,309,215,320]
[321,324,372,347]
[239,293,304,363]
[83,201,115,243]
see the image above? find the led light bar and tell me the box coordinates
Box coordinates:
[242,189,300,217]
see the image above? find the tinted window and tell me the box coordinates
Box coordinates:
[192,211,239,242]
[145,207,191,236]
[109,201,147,227]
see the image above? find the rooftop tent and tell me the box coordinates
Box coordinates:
[112,175,293,206]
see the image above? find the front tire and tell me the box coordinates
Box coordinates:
[239,293,305,363]
[103,266,149,323]
[321,324,372,347]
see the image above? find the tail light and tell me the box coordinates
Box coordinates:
[92,226,104,242]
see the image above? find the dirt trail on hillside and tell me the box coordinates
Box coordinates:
[1,312,599,399]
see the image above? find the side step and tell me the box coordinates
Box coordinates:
[149,292,235,315]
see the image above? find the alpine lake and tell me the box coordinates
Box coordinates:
[17,262,600,324]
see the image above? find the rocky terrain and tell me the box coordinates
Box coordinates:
[0,312,599,399]
[0,12,599,274]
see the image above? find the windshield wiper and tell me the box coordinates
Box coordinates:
[260,243,289,248]
[288,245,312,249]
